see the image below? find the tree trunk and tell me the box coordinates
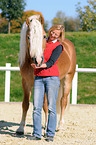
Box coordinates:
[8,21,10,34]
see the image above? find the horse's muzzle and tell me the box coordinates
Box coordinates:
[32,56,44,67]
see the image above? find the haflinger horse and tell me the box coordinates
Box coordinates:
[16,15,46,135]
[16,14,76,135]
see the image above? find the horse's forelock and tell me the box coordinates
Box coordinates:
[29,19,43,59]
[29,15,40,21]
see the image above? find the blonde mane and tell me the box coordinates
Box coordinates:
[19,15,43,67]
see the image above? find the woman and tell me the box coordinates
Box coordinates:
[31,25,65,142]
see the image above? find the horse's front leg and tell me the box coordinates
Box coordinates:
[16,78,32,135]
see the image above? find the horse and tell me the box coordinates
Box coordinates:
[16,15,46,135]
[16,15,76,135]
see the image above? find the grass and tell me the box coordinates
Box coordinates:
[77,73,96,104]
[0,32,96,104]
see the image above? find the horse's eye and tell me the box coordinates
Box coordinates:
[43,35,46,39]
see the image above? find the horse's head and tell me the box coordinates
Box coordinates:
[26,15,46,66]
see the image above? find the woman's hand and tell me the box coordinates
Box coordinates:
[31,63,47,69]
[31,63,40,69]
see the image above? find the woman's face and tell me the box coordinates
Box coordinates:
[49,29,61,41]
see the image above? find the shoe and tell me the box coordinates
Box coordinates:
[28,135,41,140]
[45,136,54,142]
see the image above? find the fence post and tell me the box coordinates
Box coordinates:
[5,63,11,102]
[72,64,78,104]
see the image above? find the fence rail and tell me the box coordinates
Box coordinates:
[0,63,96,104]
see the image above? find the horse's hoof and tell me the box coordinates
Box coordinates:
[55,129,59,132]
[16,126,24,135]
[56,125,65,131]
[56,121,65,131]
[43,132,47,138]
[16,131,24,135]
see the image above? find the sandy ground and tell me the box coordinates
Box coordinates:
[0,102,96,145]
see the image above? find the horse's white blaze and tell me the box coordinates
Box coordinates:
[19,15,43,67]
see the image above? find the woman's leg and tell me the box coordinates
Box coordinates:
[45,77,60,137]
[33,76,45,138]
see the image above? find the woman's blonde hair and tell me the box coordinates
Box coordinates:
[48,24,65,43]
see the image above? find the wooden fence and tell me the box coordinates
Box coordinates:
[0,63,96,104]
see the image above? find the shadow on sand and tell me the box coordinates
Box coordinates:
[0,120,34,138]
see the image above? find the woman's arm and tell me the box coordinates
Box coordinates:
[46,45,63,68]
[31,45,63,69]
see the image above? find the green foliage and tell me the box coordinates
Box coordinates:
[0,10,45,33]
[43,20,49,33]
[0,32,96,104]
[0,0,26,33]
[52,11,80,31]
[52,11,66,25]
[0,16,8,33]
[64,17,80,32]
[0,0,26,21]
[76,0,96,31]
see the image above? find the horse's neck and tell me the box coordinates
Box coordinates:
[25,48,31,63]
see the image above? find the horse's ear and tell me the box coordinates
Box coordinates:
[26,18,30,26]
[39,16,44,24]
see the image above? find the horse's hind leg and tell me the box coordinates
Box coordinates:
[57,73,73,130]
[16,78,32,135]
[43,93,48,135]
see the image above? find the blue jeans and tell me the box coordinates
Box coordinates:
[33,76,60,138]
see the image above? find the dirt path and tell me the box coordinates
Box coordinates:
[0,102,96,145]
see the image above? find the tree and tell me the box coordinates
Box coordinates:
[52,11,80,31]
[0,13,8,33]
[64,17,80,31]
[76,0,96,31]
[43,20,49,33]
[0,0,26,33]
[0,10,47,33]
[52,11,67,25]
